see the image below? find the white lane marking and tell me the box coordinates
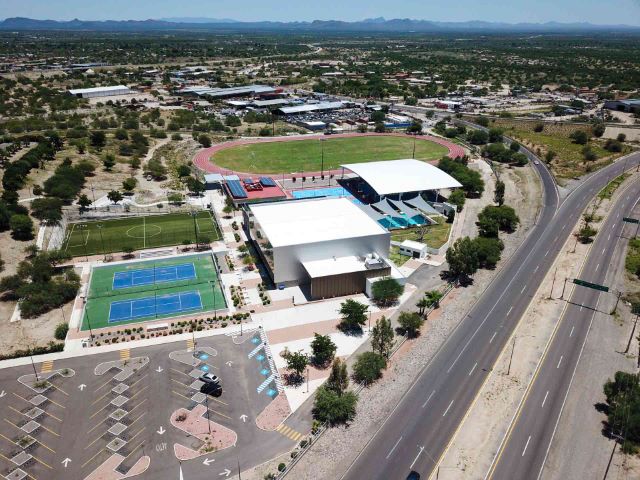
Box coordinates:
[557,356,563,369]
[421,390,436,409]
[553,235,558,242]
[608,234,611,241]
[544,250,550,257]
[580,305,583,311]
[520,285,526,294]
[386,436,403,459]
[534,265,539,273]
[602,248,606,254]
[542,391,549,408]
[489,331,498,344]
[410,446,424,469]
[507,306,514,316]
[522,435,532,456]
[595,263,599,272]
[469,362,478,376]
[443,400,454,417]
[570,326,575,337]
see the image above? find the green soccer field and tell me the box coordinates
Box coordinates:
[63,211,221,257]
[212,135,449,174]
[82,253,226,331]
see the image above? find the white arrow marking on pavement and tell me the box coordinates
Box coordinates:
[219,468,231,477]
[203,458,215,466]
[157,426,166,435]
[225,361,233,367]
[156,366,163,373]
[78,384,86,391]
[0,390,6,398]
[239,414,247,423]
[61,458,72,468]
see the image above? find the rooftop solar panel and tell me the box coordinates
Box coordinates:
[243,178,254,185]
[259,177,276,187]
[227,180,248,199]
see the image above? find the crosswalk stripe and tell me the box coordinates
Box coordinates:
[119,349,130,360]
[276,424,304,441]
[41,360,54,373]
[186,339,195,350]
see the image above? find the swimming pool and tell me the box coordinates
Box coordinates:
[291,187,362,204]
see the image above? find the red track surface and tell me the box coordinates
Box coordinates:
[192,132,466,178]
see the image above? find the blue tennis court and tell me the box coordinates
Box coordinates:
[112,263,196,290]
[108,291,202,323]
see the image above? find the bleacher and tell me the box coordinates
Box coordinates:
[226,179,248,199]
[259,176,277,187]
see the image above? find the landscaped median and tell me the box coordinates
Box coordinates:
[171,404,237,460]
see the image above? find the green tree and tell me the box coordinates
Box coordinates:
[326,358,349,395]
[592,122,606,138]
[9,214,34,240]
[312,386,358,426]
[225,115,242,127]
[77,194,91,212]
[122,177,137,193]
[448,189,466,212]
[446,236,479,280]
[473,236,504,269]
[338,299,368,332]
[371,277,404,307]
[30,198,63,225]
[283,350,308,383]
[578,225,598,243]
[90,130,106,150]
[371,316,394,358]
[424,290,444,309]
[107,190,123,204]
[310,333,337,367]
[185,177,205,195]
[102,153,116,172]
[467,129,489,145]
[198,134,212,148]
[477,205,520,235]
[569,130,589,145]
[603,371,640,451]
[398,311,424,338]
[352,351,387,386]
[54,322,69,340]
[494,180,505,206]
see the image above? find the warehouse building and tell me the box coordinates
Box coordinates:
[278,101,346,116]
[604,99,640,113]
[245,197,396,299]
[68,85,132,98]
[177,84,277,99]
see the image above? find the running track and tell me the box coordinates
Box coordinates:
[192,132,466,178]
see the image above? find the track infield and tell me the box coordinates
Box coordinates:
[82,253,225,330]
[63,211,220,257]
[209,134,450,174]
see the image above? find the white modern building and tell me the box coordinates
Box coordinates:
[245,197,395,299]
[398,239,429,259]
[68,85,132,98]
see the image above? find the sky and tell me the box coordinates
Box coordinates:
[1,0,639,25]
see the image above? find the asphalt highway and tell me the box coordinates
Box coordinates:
[340,149,640,480]
[488,175,640,480]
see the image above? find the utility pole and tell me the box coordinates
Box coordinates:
[320,138,324,179]
[412,134,417,159]
[561,277,568,300]
[97,224,106,259]
[205,394,212,434]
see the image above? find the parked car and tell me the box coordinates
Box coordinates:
[406,471,421,480]
[200,381,223,397]
[199,373,220,384]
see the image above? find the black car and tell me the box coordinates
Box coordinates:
[200,381,223,397]
[406,471,421,480]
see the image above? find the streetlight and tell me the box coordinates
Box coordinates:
[205,394,212,435]
[96,223,106,259]
[506,335,535,375]
[320,138,325,179]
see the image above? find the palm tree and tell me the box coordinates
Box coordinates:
[425,290,444,309]
[416,298,428,316]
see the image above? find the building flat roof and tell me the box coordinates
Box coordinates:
[68,85,130,95]
[341,159,462,196]
[250,197,388,248]
[178,84,274,98]
[302,255,368,278]
[279,101,345,115]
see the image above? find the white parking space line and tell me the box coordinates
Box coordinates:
[422,390,436,409]
[386,436,403,459]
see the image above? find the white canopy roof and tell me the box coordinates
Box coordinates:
[341,159,462,196]
[250,197,388,248]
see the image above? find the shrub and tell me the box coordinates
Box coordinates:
[312,386,358,426]
[54,322,69,341]
[352,352,387,385]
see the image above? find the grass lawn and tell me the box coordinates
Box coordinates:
[389,246,408,267]
[63,211,220,257]
[390,217,452,249]
[213,135,449,174]
[82,253,225,330]
[598,173,631,200]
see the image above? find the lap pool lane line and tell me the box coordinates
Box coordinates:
[487,178,640,480]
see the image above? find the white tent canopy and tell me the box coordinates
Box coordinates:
[341,159,462,196]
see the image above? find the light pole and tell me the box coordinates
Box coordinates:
[507,335,535,376]
[320,138,325,179]
[205,394,212,435]
[97,223,106,259]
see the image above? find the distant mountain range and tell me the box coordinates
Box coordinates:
[1,16,639,33]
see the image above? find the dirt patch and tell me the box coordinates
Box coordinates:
[256,394,293,431]
[170,404,236,459]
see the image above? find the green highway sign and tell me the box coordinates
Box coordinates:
[573,279,609,292]
[623,217,639,225]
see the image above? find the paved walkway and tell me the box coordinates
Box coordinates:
[192,132,466,177]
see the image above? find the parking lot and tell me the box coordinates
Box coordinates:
[0,331,310,479]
